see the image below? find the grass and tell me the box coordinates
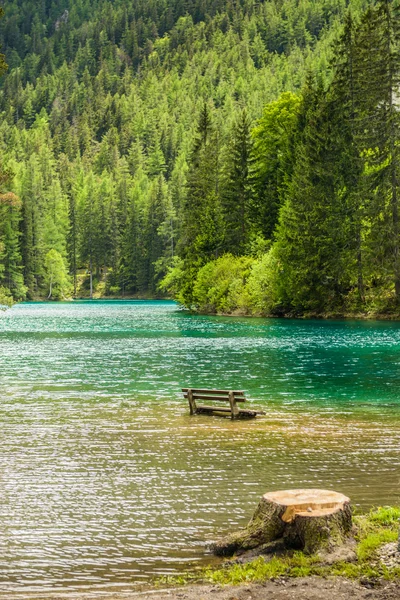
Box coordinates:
[157,506,400,587]
[354,506,399,562]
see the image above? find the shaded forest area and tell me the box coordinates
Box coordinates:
[1,0,400,316]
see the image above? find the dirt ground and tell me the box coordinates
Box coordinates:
[131,579,400,600]
[11,578,399,600]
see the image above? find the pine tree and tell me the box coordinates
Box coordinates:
[329,11,365,304]
[356,0,400,303]
[274,80,356,313]
[77,171,97,298]
[119,165,151,294]
[221,109,255,255]
[59,156,78,296]
[0,189,25,299]
[0,6,6,78]
[144,176,167,294]
[179,103,223,304]
[120,194,139,294]
[0,9,23,301]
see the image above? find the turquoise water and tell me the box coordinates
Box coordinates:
[0,300,400,596]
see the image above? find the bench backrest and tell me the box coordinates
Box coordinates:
[182,388,246,403]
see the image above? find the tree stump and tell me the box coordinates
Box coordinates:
[211,489,352,557]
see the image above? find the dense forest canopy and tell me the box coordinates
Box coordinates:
[1,0,399,316]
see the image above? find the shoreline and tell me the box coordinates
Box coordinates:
[15,297,400,321]
[3,578,398,600]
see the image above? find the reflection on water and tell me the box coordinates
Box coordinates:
[0,301,400,596]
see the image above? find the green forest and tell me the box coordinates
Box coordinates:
[1,0,400,316]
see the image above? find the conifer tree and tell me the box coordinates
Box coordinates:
[119,165,150,294]
[274,81,356,313]
[77,172,97,298]
[356,0,400,303]
[143,176,167,294]
[0,10,23,301]
[179,103,223,304]
[329,12,365,304]
[59,156,78,296]
[0,188,25,299]
[0,6,6,78]
[181,103,215,252]
[120,197,139,295]
[221,109,255,255]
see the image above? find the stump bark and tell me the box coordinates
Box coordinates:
[211,489,352,557]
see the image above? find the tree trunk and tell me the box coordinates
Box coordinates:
[211,489,352,557]
[48,277,53,300]
[89,255,93,300]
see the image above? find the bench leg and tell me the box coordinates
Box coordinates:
[229,391,239,420]
[188,388,197,415]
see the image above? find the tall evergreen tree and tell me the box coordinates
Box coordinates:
[0,6,6,78]
[274,81,357,313]
[356,0,400,303]
[329,11,365,304]
[179,103,223,304]
[0,185,25,299]
[221,109,255,255]
[143,176,167,294]
[0,7,22,303]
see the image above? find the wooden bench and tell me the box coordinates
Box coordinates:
[182,388,265,419]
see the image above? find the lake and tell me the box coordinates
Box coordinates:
[0,300,400,596]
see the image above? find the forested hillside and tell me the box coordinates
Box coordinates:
[1,0,398,316]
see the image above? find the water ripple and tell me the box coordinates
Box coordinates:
[0,301,400,595]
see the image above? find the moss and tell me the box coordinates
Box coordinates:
[357,530,397,561]
[368,506,400,526]
[206,557,288,584]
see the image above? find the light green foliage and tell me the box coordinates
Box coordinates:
[193,254,254,314]
[246,249,281,315]
[356,530,397,561]
[0,167,26,299]
[44,249,71,300]
[252,92,302,240]
[170,249,283,316]
[159,257,186,304]
[179,0,400,317]
[0,285,13,308]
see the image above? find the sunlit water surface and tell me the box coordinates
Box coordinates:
[0,300,400,597]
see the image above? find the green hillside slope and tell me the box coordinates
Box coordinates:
[3,0,398,317]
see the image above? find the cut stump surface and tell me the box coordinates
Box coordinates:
[211,489,352,557]
[264,489,350,522]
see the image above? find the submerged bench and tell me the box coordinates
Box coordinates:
[182,388,265,419]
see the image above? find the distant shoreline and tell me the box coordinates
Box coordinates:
[15,298,400,321]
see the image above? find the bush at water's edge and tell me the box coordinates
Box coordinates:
[0,286,14,310]
[161,252,400,320]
